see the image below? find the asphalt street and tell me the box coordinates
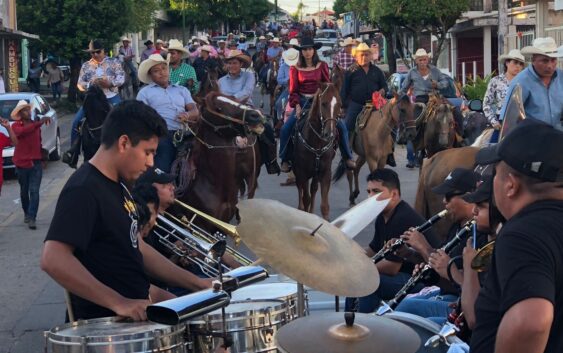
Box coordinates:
[0,90,420,353]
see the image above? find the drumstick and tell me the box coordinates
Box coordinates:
[64,289,75,322]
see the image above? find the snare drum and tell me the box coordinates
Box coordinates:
[45,317,187,353]
[189,300,288,353]
[385,312,464,352]
[230,282,307,320]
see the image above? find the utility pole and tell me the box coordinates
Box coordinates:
[182,0,186,44]
[275,0,278,23]
[498,0,508,73]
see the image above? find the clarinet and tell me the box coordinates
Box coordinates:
[385,220,476,310]
[372,209,449,264]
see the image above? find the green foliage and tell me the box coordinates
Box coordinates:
[332,0,347,18]
[463,73,494,101]
[167,0,271,28]
[127,0,162,33]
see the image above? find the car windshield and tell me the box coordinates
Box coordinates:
[316,31,337,39]
[0,99,29,122]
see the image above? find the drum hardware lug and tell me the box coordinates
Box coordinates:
[262,327,274,343]
[80,335,88,353]
[43,331,49,353]
[154,329,163,351]
[424,322,459,348]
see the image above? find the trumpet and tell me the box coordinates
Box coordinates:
[471,240,495,272]
[372,209,449,264]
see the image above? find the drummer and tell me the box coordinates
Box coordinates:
[40,101,212,321]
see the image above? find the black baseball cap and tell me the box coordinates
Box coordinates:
[462,175,492,204]
[137,167,175,185]
[432,168,478,195]
[476,119,563,182]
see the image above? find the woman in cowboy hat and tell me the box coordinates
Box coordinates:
[279,37,356,173]
[483,49,525,141]
[167,39,199,96]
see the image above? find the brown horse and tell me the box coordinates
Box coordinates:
[261,58,279,116]
[293,82,340,220]
[331,64,345,93]
[414,146,479,242]
[411,95,457,159]
[179,92,266,222]
[333,95,417,206]
[194,66,220,105]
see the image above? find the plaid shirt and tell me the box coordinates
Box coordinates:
[333,50,355,70]
[77,57,125,98]
[170,62,200,96]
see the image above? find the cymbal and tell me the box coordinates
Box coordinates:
[236,199,379,297]
[331,193,389,239]
[275,312,420,353]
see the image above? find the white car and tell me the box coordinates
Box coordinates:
[318,43,337,69]
[314,29,339,47]
[1,93,61,170]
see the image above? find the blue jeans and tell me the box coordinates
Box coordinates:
[274,86,289,119]
[395,288,458,322]
[16,161,42,220]
[344,101,365,133]
[51,81,62,100]
[279,97,353,162]
[407,140,416,164]
[154,132,178,173]
[350,272,419,313]
[71,94,121,145]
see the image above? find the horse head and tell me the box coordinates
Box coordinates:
[310,82,340,140]
[393,94,417,141]
[426,97,456,149]
[203,92,265,136]
[83,85,111,126]
[331,65,344,92]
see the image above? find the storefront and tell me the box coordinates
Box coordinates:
[0,26,39,92]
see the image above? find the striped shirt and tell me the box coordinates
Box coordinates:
[170,62,200,96]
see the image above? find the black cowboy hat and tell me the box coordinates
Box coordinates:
[144,40,154,46]
[295,37,322,51]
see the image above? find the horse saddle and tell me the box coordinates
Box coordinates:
[356,105,374,131]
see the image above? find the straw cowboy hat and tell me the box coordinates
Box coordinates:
[156,39,164,44]
[351,42,371,57]
[412,48,432,60]
[199,36,210,44]
[167,39,189,57]
[520,37,563,58]
[259,35,267,40]
[224,50,251,67]
[138,54,168,84]
[11,100,32,120]
[340,37,355,47]
[121,36,131,42]
[200,45,214,53]
[83,40,104,53]
[270,37,281,44]
[499,49,525,64]
[282,48,299,66]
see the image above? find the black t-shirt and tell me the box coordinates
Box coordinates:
[471,200,563,353]
[45,163,150,320]
[341,63,388,108]
[369,200,440,274]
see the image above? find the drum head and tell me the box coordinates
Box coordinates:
[190,300,287,324]
[230,283,298,302]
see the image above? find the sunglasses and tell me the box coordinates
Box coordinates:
[91,50,102,55]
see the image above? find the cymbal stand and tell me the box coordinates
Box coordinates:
[210,240,233,350]
[297,283,306,317]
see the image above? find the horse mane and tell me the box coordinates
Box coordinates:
[471,128,494,148]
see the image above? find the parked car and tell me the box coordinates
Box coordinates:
[318,43,337,69]
[314,29,338,46]
[0,93,61,170]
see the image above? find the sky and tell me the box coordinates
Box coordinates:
[276,0,334,15]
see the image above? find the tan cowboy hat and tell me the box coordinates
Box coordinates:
[520,37,563,58]
[199,36,210,44]
[156,39,164,44]
[10,100,32,120]
[138,54,168,84]
[200,45,214,53]
[239,34,246,39]
[499,49,525,64]
[167,39,189,57]
[259,35,267,40]
[121,36,131,42]
[352,42,371,57]
[282,48,299,66]
[218,39,226,44]
[270,37,281,44]
[224,50,251,67]
[289,38,299,47]
[412,48,432,60]
[340,37,355,47]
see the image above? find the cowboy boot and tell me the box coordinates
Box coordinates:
[280,161,291,173]
[386,153,397,167]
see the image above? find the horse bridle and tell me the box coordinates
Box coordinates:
[307,84,338,142]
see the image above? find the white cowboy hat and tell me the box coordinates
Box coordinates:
[10,100,32,120]
[199,36,210,44]
[224,50,252,67]
[267,32,274,37]
[270,37,281,44]
[520,37,563,58]
[340,37,355,47]
[499,49,525,64]
[191,36,197,40]
[167,39,189,57]
[121,36,131,42]
[412,48,432,60]
[156,39,164,44]
[200,45,214,53]
[354,37,363,44]
[239,34,246,38]
[259,35,267,40]
[138,54,168,84]
[218,39,226,44]
[282,48,299,66]
[289,38,299,47]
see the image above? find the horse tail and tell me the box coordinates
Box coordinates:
[332,159,347,183]
[414,157,431,218]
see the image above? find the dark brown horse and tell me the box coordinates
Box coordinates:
[333,95,417,206]
[261,58,279,116]
[179,92,266,222]
[194,66,220,105]
[293,82,340,220]
[331,64,345,93]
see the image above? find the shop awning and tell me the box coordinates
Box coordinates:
[0,25,39,40]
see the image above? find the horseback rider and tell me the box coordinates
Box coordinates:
[218,50,281,175]
[136,54,200,173]
[71,40,124,145]
[275,48,299,121]
[279,37,356,173]
[340,43,391,165]
[118,37,139,92]
[259,37,283,85]
[237,34,249,52]
[333,37,356,71]
[167,39,199,97]
[193,45,220,84]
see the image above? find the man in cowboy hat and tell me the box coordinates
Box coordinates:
[218,50,280,175]
[0,117,17,195]
[259,37,283,85]
[141,40,155,62]
[256,35,268,53]
[216,39,228,58]
[11,100,51,229]
[499,37,563,130]
[237,34,249,52]
[72,40,125,145]
[167,39,199,96]
[341,43,390,164]
[118,36,139,93]
[137,54,199,173]
[154,39,167,57]
[193,44,220,84]
[333,37,356,70]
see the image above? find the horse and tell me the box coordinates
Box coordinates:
[118,61,138,99]
[178,92,266,223]
[81,85,111,161]
[194,66,220,105]
[333,95,417,206]
[261,58,279,116]
[331,64,345,93]
[462,111,488,146]
[410,94,457,161]
[292,82,341,220]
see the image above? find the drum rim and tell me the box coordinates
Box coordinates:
[46,316,185,344]
[383,311,464,344]
[189,299,288,324]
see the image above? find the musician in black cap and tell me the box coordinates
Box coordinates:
[470,119,563,353]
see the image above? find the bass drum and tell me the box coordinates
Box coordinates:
[45,317,187,353]
[189,300,288,353]
[384,312,464,352]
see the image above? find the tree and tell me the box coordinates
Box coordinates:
[17,0,160,102]
[367,0,405,73]
[332,0,347,18]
